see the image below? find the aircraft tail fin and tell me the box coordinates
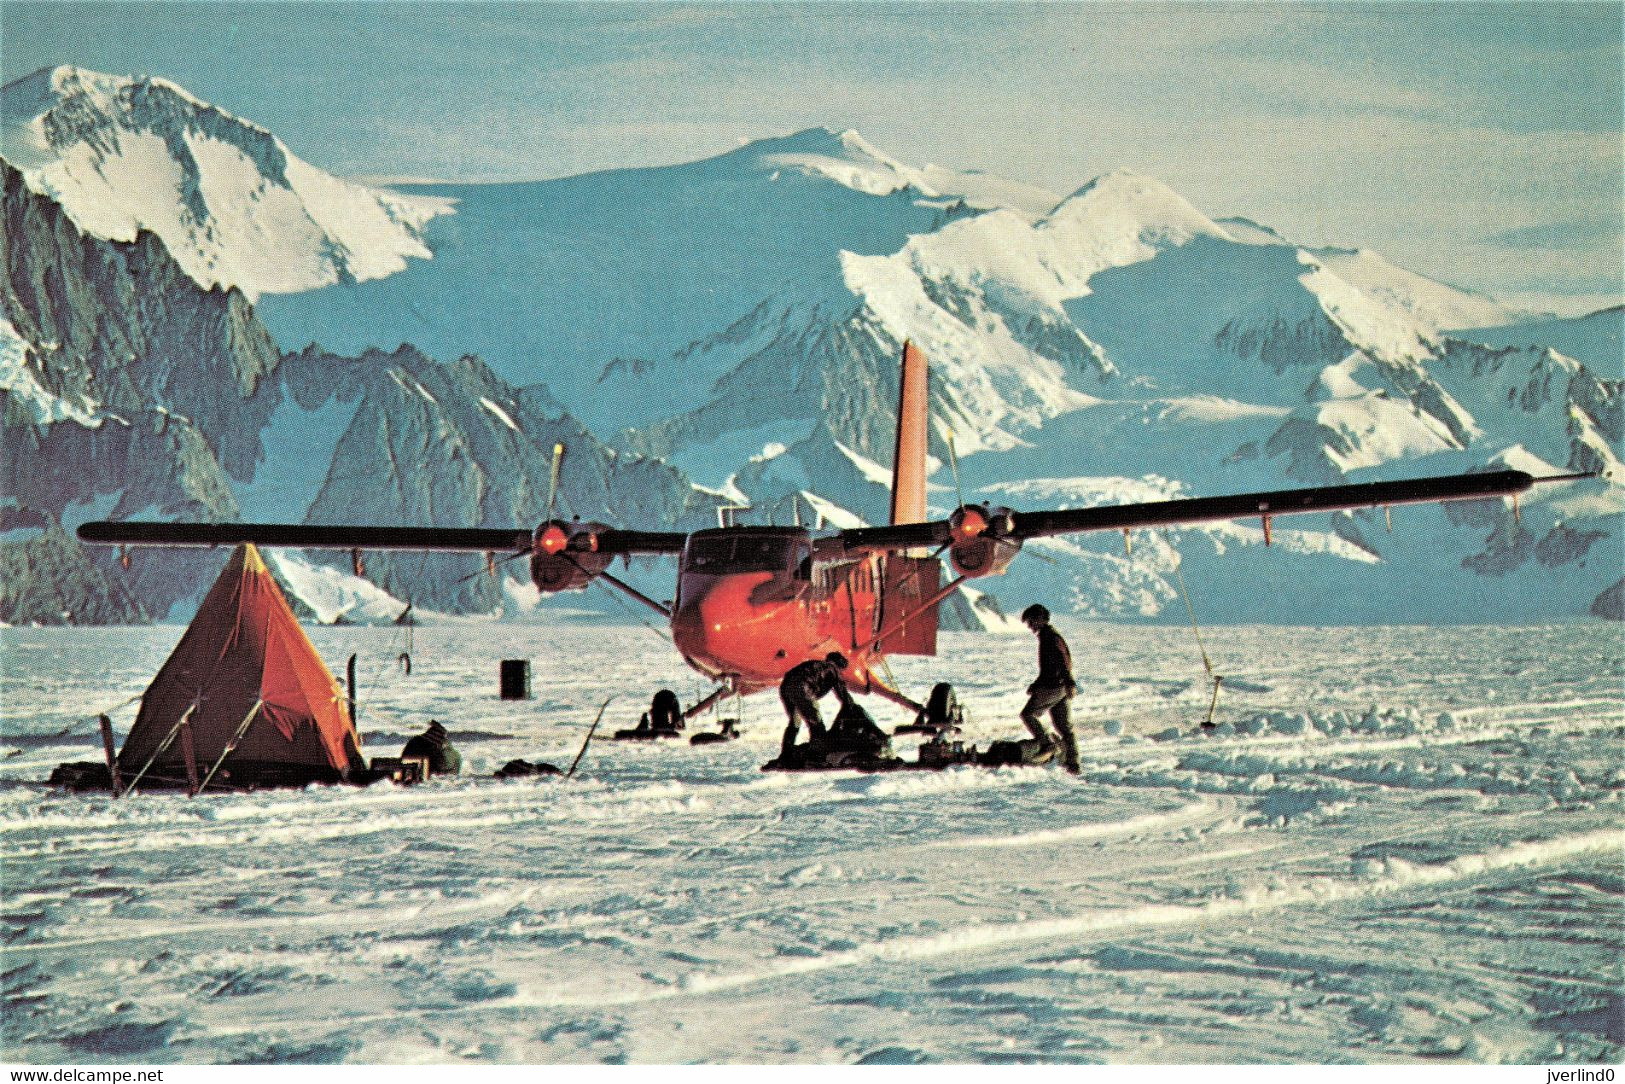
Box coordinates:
[880,340,939,657]
[888,340,929,527]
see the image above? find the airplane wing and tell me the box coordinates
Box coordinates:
[76,520,690,556]
[836,468,1553,554]
[78,468,1576,560]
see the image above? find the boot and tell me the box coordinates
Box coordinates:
[1057,727,1081,774]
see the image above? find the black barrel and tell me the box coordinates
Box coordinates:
[499,659,531,700]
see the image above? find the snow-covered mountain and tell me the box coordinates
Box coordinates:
[257,126,974,429]
[0,66,452,299]
[0,156,713,624]
[3,68,1619,624]
[1456,306,1624,374]
[590,149,1618,622]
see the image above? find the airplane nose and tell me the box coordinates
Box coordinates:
[674,571,794,679]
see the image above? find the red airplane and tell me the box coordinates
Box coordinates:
[80,342,1556,722]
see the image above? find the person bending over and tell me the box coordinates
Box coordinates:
[779,651,854,758]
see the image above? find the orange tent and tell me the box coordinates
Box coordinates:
[117,543,364,791]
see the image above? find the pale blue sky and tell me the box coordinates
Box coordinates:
[3,2,1620,313]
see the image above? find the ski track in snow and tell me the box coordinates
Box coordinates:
[0,622,1619,1065]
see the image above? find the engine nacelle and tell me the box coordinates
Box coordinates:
[946,505,1021,578]
[529,520,613,593]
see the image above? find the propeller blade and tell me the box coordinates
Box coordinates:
[545,442,565,522]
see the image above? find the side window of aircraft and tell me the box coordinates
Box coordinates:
[684,537,731,572]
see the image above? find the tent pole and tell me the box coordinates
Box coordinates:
[347,654,358,726]
[120,702,195,798]
[197,700,263,795]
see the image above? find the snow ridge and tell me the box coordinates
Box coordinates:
[0,65,453,299]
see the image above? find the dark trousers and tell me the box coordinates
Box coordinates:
[1020,683,1078,764]
[780,690,826,756]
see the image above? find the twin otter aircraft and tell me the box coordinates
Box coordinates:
[82,343,1546,722]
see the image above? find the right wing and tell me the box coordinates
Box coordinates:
[76,520,690,556]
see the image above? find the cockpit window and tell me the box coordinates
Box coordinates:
[684,535,800,574]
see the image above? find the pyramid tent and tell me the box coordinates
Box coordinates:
[117,544,365,789]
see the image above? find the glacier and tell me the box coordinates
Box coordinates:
[0,620,1618,1064]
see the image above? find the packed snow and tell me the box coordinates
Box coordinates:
[1,620,1619,1065]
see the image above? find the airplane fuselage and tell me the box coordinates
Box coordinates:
[670,526,883,693]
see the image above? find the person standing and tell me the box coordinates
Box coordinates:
[1019,604,1080,773]
[779,651,854,758]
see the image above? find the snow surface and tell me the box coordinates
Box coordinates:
[1,621,1619,1065]
[1459,307,1623,374]
[257,127,957,428]
[1307,248,1527,336]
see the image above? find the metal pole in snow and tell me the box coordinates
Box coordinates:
[181,717,199,797]
[99,714,122,797]
[567,698,612,780]
[347,654,359,726]
[1204,675,1225,729]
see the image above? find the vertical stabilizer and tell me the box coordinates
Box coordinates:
[879,341,938,657]
[889,341,929,526]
